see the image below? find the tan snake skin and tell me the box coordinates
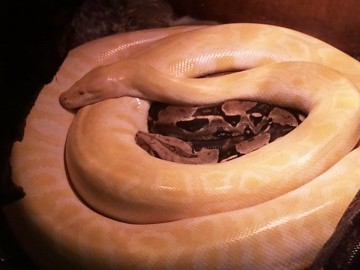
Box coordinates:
[4,23,360,269]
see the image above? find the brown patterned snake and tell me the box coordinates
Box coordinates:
[135,100,306,164]
[4,23,360,269]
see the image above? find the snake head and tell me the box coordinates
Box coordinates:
[59,63,133,110]
[59,86,102,111]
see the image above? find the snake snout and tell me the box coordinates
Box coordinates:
[59,89,81,110]
[59,92,72,110]
[59,85,95,110]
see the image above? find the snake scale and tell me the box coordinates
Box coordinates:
[136,100,306,164]
[4,23,360,269]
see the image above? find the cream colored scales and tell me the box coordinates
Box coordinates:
[5,24,360,269]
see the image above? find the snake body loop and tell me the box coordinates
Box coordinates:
[65,60,360,224]
[134,100,306,164]
[5,23,360,269]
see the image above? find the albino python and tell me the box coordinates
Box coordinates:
[4,23,360,269]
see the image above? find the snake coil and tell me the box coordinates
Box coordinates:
[4,24,360,269]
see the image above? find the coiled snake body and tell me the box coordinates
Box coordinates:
[5,24,360,269]
[136,100,306,164]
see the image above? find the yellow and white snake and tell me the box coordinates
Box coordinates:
[4,23,360,269]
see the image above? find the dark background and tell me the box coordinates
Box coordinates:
[1,2,82,268]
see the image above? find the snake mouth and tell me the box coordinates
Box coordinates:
[135,98,307,164]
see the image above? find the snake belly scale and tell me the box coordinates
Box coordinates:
[4,23,360,269]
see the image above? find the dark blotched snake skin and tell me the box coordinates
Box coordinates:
[136,100,306,164]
